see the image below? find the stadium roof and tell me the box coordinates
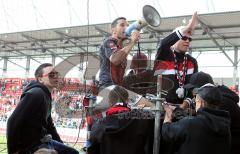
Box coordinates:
[0,11,240,65]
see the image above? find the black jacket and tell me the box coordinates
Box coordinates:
[218,85,240,154]
[7,80,62,154]
[154,32,198,104]
[88,110,154,154]
[162,107,231,154]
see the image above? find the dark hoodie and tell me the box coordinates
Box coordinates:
[7,80,62,154]
[88,109,154,154]
[162,107,231,154]
[218,85,240,154]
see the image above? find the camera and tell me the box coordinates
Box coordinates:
[171,98,196,122]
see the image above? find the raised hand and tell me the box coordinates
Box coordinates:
[182,11,198,36]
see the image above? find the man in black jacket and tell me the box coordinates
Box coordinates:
[88,85,154,154]
[154,12,198,104]
[162,83,231,154]
[183,71,240,154]
[7,63,78,154]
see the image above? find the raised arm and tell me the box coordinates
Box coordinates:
[110,31,140,65]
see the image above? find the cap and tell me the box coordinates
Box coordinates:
[184,71,214,89]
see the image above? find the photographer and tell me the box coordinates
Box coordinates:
[182,71,240,154]
[162,83,231,154]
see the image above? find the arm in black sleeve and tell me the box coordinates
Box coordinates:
[144,119,154,154]
[88,120,104,154]
[8,92,45,134]
[155,32,180,60]
[7,92,45,153]
[47,116,63,143]
[162,118,189,143]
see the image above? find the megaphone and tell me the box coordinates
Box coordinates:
[125,5,161,37]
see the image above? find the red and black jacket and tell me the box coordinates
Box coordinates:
[154,32,198,104]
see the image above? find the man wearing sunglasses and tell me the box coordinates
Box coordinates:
[154,12,198,105]
[7,63,79,154]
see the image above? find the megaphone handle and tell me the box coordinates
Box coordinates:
[137,42,141,56]
[125,21,140,37]
[136,42,141,72]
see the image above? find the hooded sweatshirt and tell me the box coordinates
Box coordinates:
[7,80,62,154]
[88,109,154,154]
[218,85,240,154]
[162,107,231,154]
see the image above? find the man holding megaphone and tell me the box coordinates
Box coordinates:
[97,17,153,115]
[99,5,161,90]
[99,17,140,89]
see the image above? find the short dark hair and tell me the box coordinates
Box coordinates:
[111,17,126,28]
[109,86,129,106]
[35,63,53,79]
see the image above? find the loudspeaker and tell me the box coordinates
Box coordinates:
[125,5,161,36]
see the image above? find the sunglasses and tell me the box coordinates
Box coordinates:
[181,36,192,42]
[42,72,60,78]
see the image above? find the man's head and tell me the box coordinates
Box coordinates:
[111,17,128,40]
[35,63,60,90]
[172,26,192,53]
[108,85,129,106]
[195,83,222,111]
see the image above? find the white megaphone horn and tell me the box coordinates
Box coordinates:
[125,5,161,37]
